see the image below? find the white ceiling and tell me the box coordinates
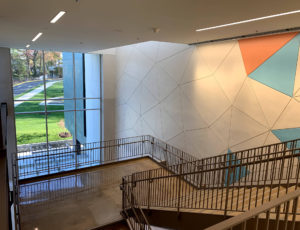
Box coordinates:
[1,0,300,52]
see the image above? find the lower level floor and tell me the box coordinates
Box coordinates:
[19,158,160,230]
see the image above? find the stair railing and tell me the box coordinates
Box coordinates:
[205,188,300,230]
[126,138,300,216]
[121,177,152,230]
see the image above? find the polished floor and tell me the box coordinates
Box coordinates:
[19,158,160,230]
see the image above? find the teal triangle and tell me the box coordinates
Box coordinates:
[224,149,249,186]
[272,128,300,152]
[249,34,300,97]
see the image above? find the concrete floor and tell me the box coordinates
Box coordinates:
[19,158,160,230]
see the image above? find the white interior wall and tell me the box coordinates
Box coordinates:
[101,39,300,159]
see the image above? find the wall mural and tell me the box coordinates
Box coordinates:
[110,32,300,159]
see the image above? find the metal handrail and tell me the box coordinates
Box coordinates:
[124,138,300,216]
[205,189,300,230]
[121,178,152,230]
[14,134,300,228]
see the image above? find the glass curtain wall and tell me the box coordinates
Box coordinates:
[11,49,101,153]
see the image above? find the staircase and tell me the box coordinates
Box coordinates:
[121,137,300,230]
[13,135,300,229]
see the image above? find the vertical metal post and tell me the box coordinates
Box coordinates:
[224,152,232,217]
[151,136,154,160]
[73,53,78,169]
[99,54,103,164]
[147,170,151,211]
[42,51,50,175]
[177,163,182,215]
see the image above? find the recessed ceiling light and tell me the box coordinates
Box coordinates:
[32,32,43,42]
[26,44,30,48]
[50,11,66,24]
[196,10,300,32]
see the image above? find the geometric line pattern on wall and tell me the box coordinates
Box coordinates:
[239,32,298,75]
[272,128,300,154]
[248,34,300,97]
[111,32,300,159]
[224,149,249,186]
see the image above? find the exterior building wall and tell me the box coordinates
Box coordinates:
[63,53,101,144]
[84,54,101,143]
[102,32,300,158]
[62,52,85,144]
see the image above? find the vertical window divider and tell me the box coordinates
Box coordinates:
[73,53,78,169]
[42,50,50,174]
[99,54,103,164]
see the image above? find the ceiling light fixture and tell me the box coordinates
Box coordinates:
[32,32,43,42]
[26,44,30,48]
[196,9,300,32]
[50,11,66,23]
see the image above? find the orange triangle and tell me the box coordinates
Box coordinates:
[238,32,298,75]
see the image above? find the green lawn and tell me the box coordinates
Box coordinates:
[15,81,72,145]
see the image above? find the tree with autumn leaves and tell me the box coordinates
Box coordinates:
[11,49,62,83]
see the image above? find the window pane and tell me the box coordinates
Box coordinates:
[47,111,73,146]
[14,100,45,113]
[75,98,101,110]
[15,113,47,149]
[11,49,45,100]
[62,52,75,100]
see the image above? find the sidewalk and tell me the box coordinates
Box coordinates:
[14,81,59,107]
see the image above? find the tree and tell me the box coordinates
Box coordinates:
[11,49,63,82]
[11,49,27,81]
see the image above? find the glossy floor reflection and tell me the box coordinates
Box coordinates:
[19,158,160,230]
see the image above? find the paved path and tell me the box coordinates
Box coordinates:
[14,81,59,107]
[13,80,44,96]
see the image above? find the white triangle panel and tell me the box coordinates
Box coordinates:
[127,86,143,114]
[234,79,268,128]
[181,93,208,130]
[249,78,291,127]
[143,66,161,100]
[116,129,137,139]
[210,107,231,145]
[142,104,163,139]
[167,132,187,154]
[140,118,157,137]
[140,85,159,114]
[197,40,235,73]
[181,48,213,84]
[273,99,300,129]
[230,132,269,152]
[159,47,193,84]
[116,72,140,105]
[182,77,231,125]
[161,88,183,130]
[115,44,135,78]
[143,65,177,101]
[157,68,178,101]
[185,128,227,158]
[135,41,160,61]
[124,48,154,83]
[161,109,183,141]
[229,108,268,146]
[156,42,189,62]
[115,104,139,132]
[214,43,247,102]
[264,132,281,145]
[133,118,143,136]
